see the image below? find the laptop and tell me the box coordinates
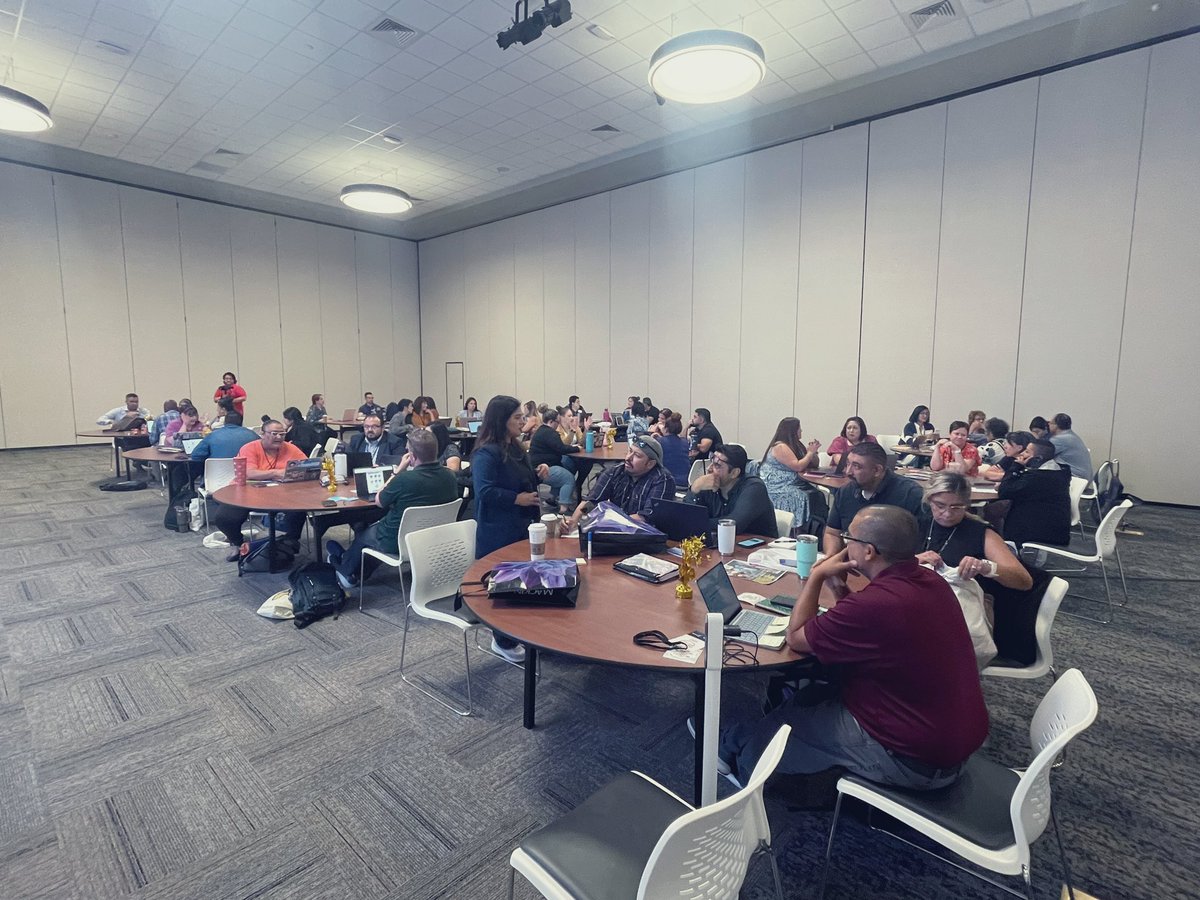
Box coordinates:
[106,415,146,433]
[468,420,482,435]
[277,459,322,482]
[649,498,710,542]
[177,432,204,454]
[345,451,373,472]
[353,466,389,501]
[697,563,788,649]
[341,408,358,421]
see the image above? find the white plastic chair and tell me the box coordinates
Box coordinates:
[399,520,482,716]
[774,508,794,539]
[687,459,707,486]
[983,576,1067,681]
[818,451,833,469]
[508,725,791,900]
[198,458,236,533]
[1068,475,1088,537]
[875,434,902,450]
[359,498,462,611]
[818,669,1098,900]
[1023,499,1131,625]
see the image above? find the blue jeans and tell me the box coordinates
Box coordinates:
[542,465,575,507]
[720,695,962,790]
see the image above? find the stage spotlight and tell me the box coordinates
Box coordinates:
[497,0,572,50]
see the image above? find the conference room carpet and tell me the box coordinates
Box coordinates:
[0,446,1195,900]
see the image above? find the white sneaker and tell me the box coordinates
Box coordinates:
[490,636,526,664]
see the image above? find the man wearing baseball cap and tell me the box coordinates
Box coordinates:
[563,434,676,530]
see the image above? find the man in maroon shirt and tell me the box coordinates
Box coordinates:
[718,505,988,789]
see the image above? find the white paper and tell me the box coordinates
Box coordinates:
[663,634,705,664]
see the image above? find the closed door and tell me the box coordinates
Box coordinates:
[445,362,464,416]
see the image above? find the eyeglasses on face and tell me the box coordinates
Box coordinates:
[929,500,968,512]
[264,430,286,437]
[839,530,876,551]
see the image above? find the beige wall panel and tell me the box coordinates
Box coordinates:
[354,232,394,404]
[1113,36,1200,504]
[609,183,651,410]
[739,142,802,459]
[418,232,465,414]
[573,195,612,410]
[646,171,694,417]
[0,163,73,447]
[316,227,360,416]
[389,238,421,402]
[512,210,546,405]
[120,189,190,404]
[691,157,745,443]
[858,106,947,436]
[179,198,237,420]
[230,209,283,421]
[796,125,868,448]
[276,218,325,406]
[461,224,501,401]
[932,80,1037,430]
[486,221,518,400]
[541,203,576,405]
[55,175,135,436]
[1015,50,1150,460]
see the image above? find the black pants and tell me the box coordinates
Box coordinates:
[212,500,304,548]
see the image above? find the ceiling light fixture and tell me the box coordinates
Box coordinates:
[339,184,413,214]
[497,0,572,50]
[0,84,53,133]
[648,29,766,105]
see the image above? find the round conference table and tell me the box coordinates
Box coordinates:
[574,440,628,464]
[213,478,375,572]
[122,446,199,517]
[77,428,150,478]
[463,535,829,801]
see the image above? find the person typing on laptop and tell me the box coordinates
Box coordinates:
[682,444,778,538]
[715,505,987,792]
[562,435,675,532]
[211,420,307,560]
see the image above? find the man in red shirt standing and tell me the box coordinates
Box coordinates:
[718,505,988,790]
[212,420,307,560]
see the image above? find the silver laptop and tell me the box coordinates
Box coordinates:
[697,563,787,649]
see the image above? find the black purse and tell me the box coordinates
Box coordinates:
[485,560,581,608]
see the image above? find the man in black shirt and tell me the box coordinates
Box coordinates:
[358,392,385,420]
[688,407,723,460]
[684,444,777,538]
[824,441,923,565]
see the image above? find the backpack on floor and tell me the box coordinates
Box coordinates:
[288,562,346,629]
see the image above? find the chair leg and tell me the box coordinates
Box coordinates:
[1051,808,1078,900]
[1059,560,1113,625]
[816,793,845,900]
[358,554,366,612]
[507,865,516,900]
[1114,543,1129,605]
[398,606,473,716]
[761,842,784,900]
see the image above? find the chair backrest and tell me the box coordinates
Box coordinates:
[403,520,477,613]
[1032,576,1068,677]
[774,508,794,538]
[875,434,901,449]
[203,457,237,493]
[686,459,706,486]
[1093,499,1132,558]
[395,499,463,562]
[1068,476,1088,528]
[1010,669,1098,868]
[637,725,791,899]
[818,451,832,469]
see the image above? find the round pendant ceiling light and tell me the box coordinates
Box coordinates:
[0,84,54,133]
[648,29,766,104]
[339,184,413,215]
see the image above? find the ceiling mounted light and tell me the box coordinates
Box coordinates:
[339,184,413,214]
[648,29,766,105]
[0,84,54,133]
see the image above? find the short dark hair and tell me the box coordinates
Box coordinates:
[665,414,683,436]
[180,405,199,418]
[262,419,284,432]
[848,441,888,468]
[282,406,303,424]
[225,412,243,426]
[364,391,373,399]
[398,398,413,412]
[631,400,645,417]
[948,420,969,433]
[1005,431,1034,448]
[1053,413,1072,430]
[125,393,139,401]
[713,443,747,475]
[569,395,579,405]
[222,372,237,382]
[694,407,711,424]
[363,414,383,427]
[217,397,235,413]
[1029,416,1048,432]
[311,393,322,405]
[1032,439,1057,460]
[407,427,437,463]
[840,416,868,439]
[541,408,559,424]
[985,417,1009,440]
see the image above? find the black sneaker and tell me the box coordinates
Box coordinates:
[325,540,344,567]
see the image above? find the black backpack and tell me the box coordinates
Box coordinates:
[288,562,346,629]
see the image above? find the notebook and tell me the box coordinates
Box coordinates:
[648,498,710,542]
[697,563,788,649]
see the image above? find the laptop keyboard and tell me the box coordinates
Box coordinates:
[733,608,778,635]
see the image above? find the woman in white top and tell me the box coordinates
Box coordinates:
[457,396,482,427]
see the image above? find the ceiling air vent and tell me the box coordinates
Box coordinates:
[909,0,957,31]
[369,18,419,49]
[590,124,621,138]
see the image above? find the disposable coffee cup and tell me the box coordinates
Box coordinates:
[796,534,818,578]
[333,453,347,483]
[529,522,547,560]
[540,513,559,540]
[717,518,736,555]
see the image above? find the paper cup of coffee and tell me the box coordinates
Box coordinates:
[540,513,559,540]
[528,522,547,560]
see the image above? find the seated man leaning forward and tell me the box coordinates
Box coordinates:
[684,443,778,538]
[325,427,459,591]
[718,505,988,789]
[563,434,676,531]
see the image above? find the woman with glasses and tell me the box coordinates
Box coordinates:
[917,473,1030,590]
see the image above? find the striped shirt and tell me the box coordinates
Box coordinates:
[586,464,676,518]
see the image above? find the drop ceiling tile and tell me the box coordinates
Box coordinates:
[398,80,449,106]
[790,12,851,47]
[309,62,362,88]
[621,24,671,58]
[524,36,584,70]
[407,33,460,65]
[380,49,439,79]
[155,6,227,41]
[853,15,912,49]
[770,49,821,78]
[809,33,864,64]
[741,8,787,38]
[587,38,643,71]
[416,66,469,94]
[752,79,799,106]
[824,52,878,79]
[837,0,904,29]
[1027,0,1082,14]
[450,0,511,33]
[586,3,654,38]
[255,0,315,28]
[760,29,803,60]
[201,44,258,74]
[324,47,379,76]
[916,17,974,51]
[259,44,322,79]
[559,54,610,87]
[429,14,490,51]
[786,67,836,93]
[970,0,1031,35]
[316,0,379,29]
[453,80,502,107]
[868,35,923,67]
[343,30,408,63]
[295,10,360,45]
[278,28,339,61]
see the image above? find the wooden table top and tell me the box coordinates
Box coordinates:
[76,429,142,439]
[893,444,935,457]
[574,441,628,463]
[463,536,832,672]
[121,446,195,464]
[804,469,998,501]
[212,479,375,513]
